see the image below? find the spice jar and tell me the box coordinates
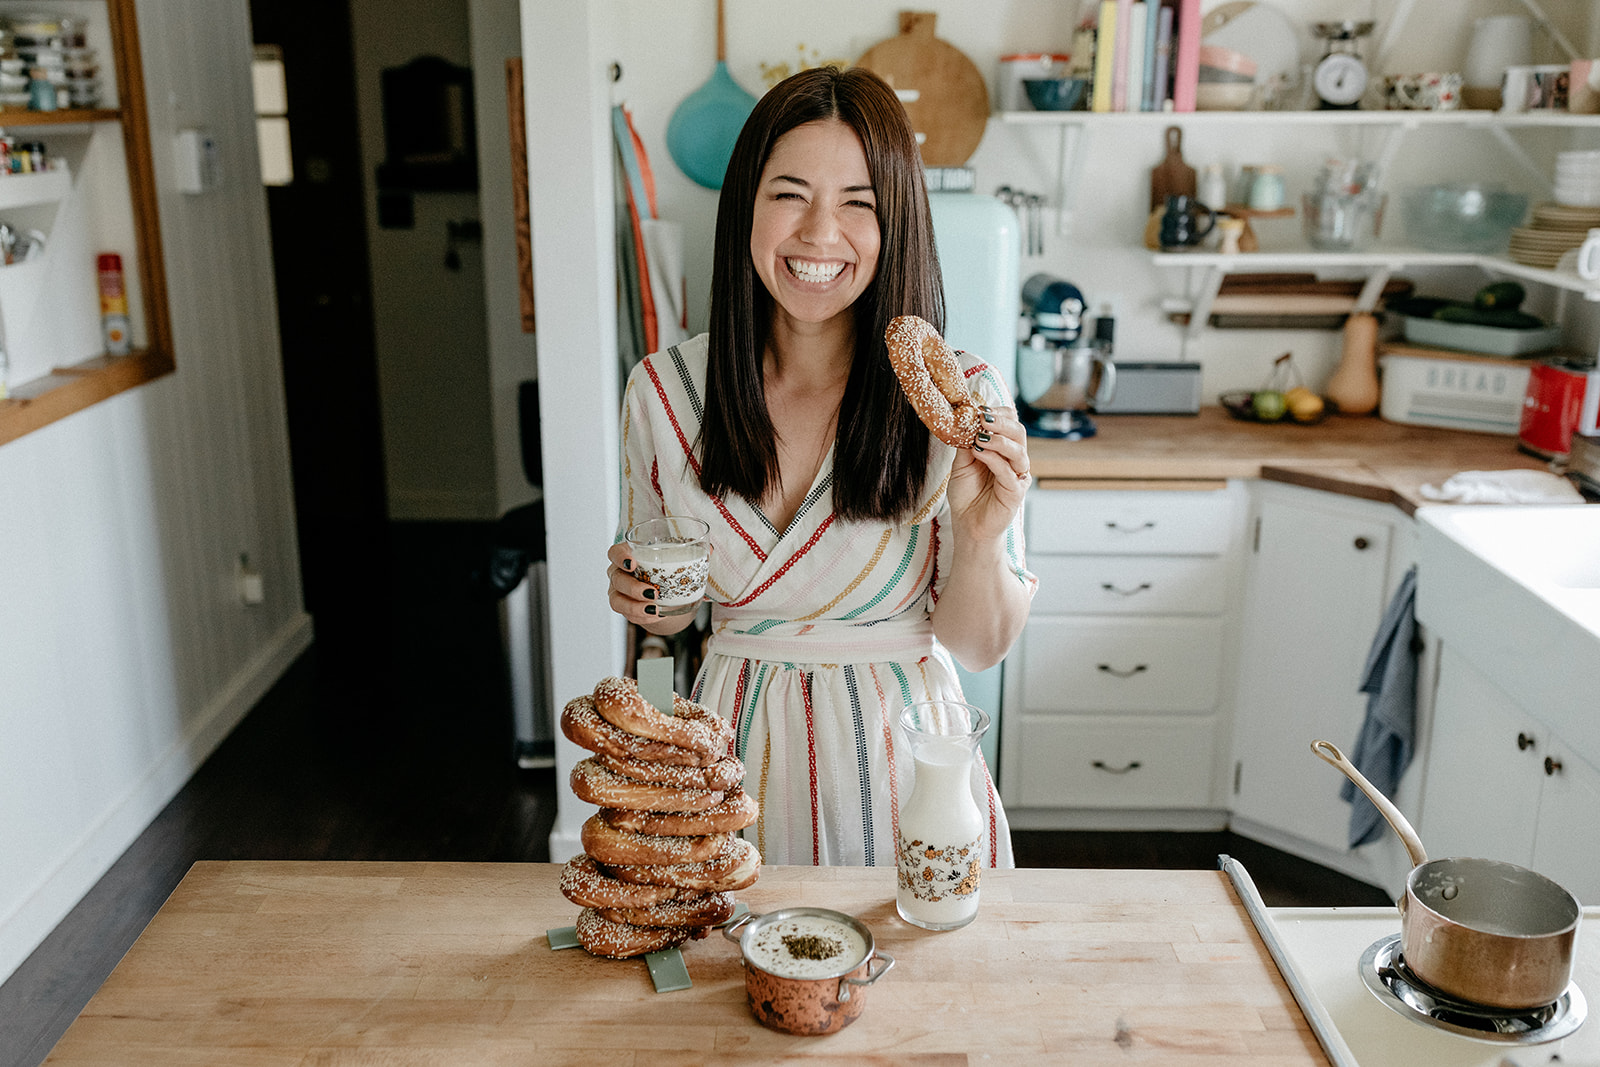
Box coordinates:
[1248,165,1286,210]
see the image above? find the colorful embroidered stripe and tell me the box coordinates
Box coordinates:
[667,345,701,423]
[727,513,835,607]
[840,526,918,620]
[796,527,892,621]
[843,664,874,865]
[802,672,821,865]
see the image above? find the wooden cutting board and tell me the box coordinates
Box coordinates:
[854,11,989,167]
[1150,125,1197,211]
[46,861,1329,1064]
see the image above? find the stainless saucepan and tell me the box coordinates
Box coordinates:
[1312,739,1580,1010]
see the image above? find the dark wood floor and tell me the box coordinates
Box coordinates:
[0,522,1389,1067]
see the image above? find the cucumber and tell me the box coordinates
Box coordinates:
[1433,304,1544,329]
[1474,281,1526,310]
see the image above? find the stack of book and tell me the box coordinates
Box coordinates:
[1076,0,1204,112]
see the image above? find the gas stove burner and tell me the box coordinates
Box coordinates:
[1360,934,1587,1045]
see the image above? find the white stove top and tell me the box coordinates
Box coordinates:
[1268,907,1600,1067]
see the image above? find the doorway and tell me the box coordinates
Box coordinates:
[248,0,390,683]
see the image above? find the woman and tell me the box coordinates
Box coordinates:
[606,66,1035,867]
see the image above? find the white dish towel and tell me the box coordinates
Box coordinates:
[1419,469,1585,505]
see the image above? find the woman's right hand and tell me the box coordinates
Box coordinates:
[607,540,698,634]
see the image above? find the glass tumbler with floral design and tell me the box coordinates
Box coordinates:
[894,700,990,931]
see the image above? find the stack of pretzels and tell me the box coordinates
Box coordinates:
[558,675,761,958]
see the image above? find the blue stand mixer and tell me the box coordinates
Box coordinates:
[1017,274,1116,439]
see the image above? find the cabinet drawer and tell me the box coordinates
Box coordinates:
[1019,618,1222,713]
[1014,716,1216,808]
[1027,489,1239,556]
[1030,554,1228,616]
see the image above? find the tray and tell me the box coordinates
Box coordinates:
[1402,315,1562,357]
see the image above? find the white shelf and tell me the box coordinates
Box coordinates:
[998,109,1600,129]
[0,166,70,211]
[1154,247,1600,344]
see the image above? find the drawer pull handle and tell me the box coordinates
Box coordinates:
[1097,663,1148,678]
[1518,732,1537,751]
[1546,756,1563,777]
[1106,521,1156,533]
[1101,582,1152,597]
[1092,760,1142,775]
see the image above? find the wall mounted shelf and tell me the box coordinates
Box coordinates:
[0,0,171,447]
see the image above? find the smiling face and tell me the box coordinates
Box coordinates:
[749,119,881,334]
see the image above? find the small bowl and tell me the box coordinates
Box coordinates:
[1195,82,1256,110]
[1023,77,1089,112]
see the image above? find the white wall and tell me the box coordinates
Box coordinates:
[470,0,540,513]
[0,0,308,985]
[351,0,499,520]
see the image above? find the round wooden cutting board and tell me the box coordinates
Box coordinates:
[854,11,989,167]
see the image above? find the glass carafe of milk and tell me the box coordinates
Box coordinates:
[894,700,990,931]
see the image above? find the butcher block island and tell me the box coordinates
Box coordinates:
[46,861,1326,1064]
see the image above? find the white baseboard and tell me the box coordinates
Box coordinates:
[0,612,314,986]
[1007,807,1231,832]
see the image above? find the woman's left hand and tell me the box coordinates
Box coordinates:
[947,404,1031,540]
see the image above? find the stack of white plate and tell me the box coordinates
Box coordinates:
[1554,149,1600,208]
[1509,201,1600,267]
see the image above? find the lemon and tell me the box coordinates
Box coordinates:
[1252,390,1287,422]
[1285,386,1325,422]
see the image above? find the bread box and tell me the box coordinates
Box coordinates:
[1378,344,1532,435]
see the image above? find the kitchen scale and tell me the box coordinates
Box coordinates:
[1311,20,1375,110]
[1360,934,1587,1045]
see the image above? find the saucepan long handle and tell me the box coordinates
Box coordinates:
[1311,739,1429,868]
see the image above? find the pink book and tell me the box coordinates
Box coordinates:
[1171,0,1200,112]
[1111,0,1134,111]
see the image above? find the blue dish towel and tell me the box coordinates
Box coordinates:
[1341,565,1420,849]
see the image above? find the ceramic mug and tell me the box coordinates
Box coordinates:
[1576,228,1600,282]
[1384,72,1462,111]
[1159,194,1216,250]
[1501,64,1570,112]
[1570,58,1600,115]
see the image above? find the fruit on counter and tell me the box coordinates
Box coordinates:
[1284,386,1325,422]
[1473,281,1526,310]
[1252,389,1288,422]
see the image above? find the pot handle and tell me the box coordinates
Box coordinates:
[837,949,895,1002]
[721,911,757,943]
[1311,739,1429,868]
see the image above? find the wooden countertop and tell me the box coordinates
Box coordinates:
[1029,407,1548,515]
[46,861,1327,1065]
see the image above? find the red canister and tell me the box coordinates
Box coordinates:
[1519,358,1600,459]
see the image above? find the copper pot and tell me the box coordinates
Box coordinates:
[1313,740,1580,1010]
[722,907,895,1036]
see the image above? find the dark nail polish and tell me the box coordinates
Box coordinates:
[645,604,657,616]
[642,588,656,600]
[984,411,996,423]
[974,444,985,452]
[977,430,992,443]
[622,558,634,571]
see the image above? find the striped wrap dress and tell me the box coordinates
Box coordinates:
[619,334,1035,868]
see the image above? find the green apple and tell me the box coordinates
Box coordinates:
[1252,390,1287,422]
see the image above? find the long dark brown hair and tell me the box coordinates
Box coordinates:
[698,65,944,524]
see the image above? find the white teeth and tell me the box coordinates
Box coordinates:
[787,259,845,283]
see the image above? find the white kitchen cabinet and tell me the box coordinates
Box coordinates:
[1421,643,1600,903]
[1000,484,1246,826]
[1227,482,1418,891]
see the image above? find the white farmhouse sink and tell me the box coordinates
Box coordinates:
[1417,504,1600,757]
